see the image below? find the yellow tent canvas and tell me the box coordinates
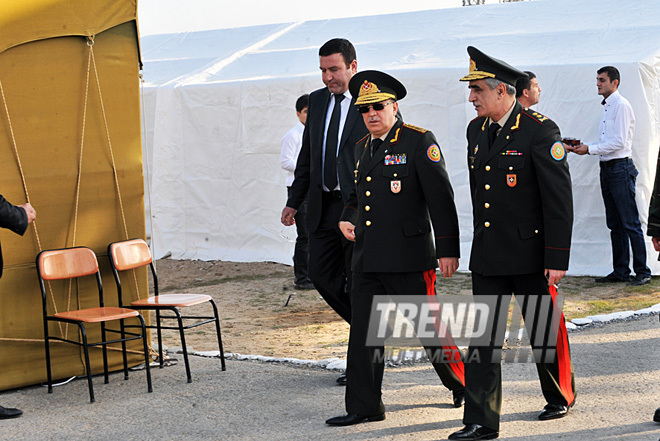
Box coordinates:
[0,0,148,390]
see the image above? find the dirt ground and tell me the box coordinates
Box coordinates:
[148,259,660,360]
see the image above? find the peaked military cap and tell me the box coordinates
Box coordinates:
[350,70,407,105]
[460,46,528,87]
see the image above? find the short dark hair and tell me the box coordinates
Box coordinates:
[515,71,536,98]
[319,38,356,67]
[295,94,309,113]
[597,66,620,85]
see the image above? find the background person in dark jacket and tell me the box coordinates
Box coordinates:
[0,194,35,419]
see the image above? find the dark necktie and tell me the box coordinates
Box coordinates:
[488,122,500,149]
[324,94,344,190]
[370,138,383,158]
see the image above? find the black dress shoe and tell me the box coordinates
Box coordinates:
[452,389,465,408]
[0,405,23,419]
[336,372,347,386]
[294,281,315,290]
[326,412,385,426]
[594,273,630,283]
[627,275,652,286]
[653,407,660,423]
[448,424,498,440]
[538,401,573,420]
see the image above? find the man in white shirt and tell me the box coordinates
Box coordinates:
[567,66,651,286]
[280,94,314,290]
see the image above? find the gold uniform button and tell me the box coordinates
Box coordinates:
[365,206,371,211]
[484,203,490,208]
[509,166,513,171]
[535,229,539,234]
[471,165,474,170]
[354,179,357,183]
[485,221,491,228]
[366,176,372,182]
[485,165,491,171]
[393,173,398,177]
[366,220,372,226]
[365,191,371,197]
[485,184,491,190]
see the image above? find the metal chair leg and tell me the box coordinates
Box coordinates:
[120,319,129,380]
[138,314,153,393]
[173,308,192,383]
[79,324,95,403]
[43,320,53,394]
[101,323,109,384]
[210,300,226,371]
[156,309,164,369]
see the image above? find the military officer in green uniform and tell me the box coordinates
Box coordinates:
[325,70,466,427]
[448,47,576,441]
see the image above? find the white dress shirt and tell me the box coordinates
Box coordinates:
[280,121,305,187]
[587,90,635,161]
[322,90,352,191]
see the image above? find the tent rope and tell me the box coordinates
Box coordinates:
[87,37,143,300]
[0,36,146,353]
[0,78,69,337]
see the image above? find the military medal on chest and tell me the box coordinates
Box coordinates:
[390,180,401,193]
[507,174,517,187]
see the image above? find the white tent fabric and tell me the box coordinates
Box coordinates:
[140,0,660,276]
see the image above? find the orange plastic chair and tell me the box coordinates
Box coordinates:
[36,247,153,403]
[108,239,226,382]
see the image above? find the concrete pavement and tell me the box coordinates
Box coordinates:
[2,315,660,440]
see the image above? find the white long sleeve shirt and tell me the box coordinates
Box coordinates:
[587,90,635,161]
[280,121,305,187]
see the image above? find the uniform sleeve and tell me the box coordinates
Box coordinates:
[416,132,460,258]
[0,195,28,236]
[530,121,573,270]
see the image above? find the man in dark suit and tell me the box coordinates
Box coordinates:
[0,194,35,420]
[325,70,465,427]
[449,47,575,440]
[281,39,366,384]
[647,150,660,424]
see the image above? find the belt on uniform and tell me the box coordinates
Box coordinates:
[322,190,342,200]
[599,157,631,167]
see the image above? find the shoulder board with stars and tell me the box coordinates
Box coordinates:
[403,123,428,133]
[522,109,549,124]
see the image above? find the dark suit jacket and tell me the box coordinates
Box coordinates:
[647,149,660,238]
[340,119,460,273]
[467,101,573,275]
[286,87,368,233]
[0,194,28,278]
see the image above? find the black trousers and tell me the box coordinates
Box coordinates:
[463,272,576,431]
[287,187,310,285]
[307,192,352,323]
[346,270,466,415]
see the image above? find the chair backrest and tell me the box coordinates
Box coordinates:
[108,239,152,271]
[37,247,99,281]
